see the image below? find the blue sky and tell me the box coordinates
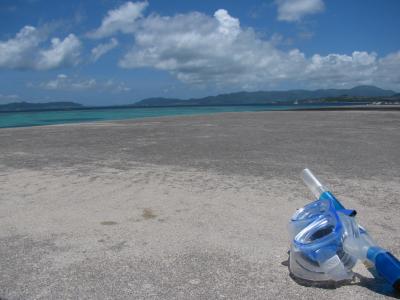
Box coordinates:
[0,0,399,105]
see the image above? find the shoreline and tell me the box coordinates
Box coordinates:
[1,104,400,130]
[293,104,400,111]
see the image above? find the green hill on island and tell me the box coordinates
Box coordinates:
[134,85,396,106]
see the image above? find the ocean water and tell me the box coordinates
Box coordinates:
[0,104,353,129]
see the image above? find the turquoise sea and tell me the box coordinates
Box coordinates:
[0,104,357,129]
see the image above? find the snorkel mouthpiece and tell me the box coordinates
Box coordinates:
[289,169,400,291]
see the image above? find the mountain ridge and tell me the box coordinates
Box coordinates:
[135,85,396,106]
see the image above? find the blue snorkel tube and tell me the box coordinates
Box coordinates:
[289,169,400,291]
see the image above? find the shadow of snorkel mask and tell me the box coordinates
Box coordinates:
[288,169,400,291]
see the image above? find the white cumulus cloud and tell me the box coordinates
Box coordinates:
[276,0,325,22]
[113,6,400,90]
[41,74,96,90]
[118,9,305,86]
[37,34,81,70]
[0,26,81,70]
[0,26,43,69]
[118,9,285,86]
[88,1,148,38]
[39,74,131,93]
[91,38,119,61]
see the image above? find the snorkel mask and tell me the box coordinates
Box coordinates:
[289,169,400,291]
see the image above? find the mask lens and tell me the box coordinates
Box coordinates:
[295,214,338,245]
[309,224,335,241]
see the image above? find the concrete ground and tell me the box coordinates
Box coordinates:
[0,110,399,299]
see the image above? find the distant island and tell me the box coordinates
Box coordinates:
[134,85,398,106]
[1,85,399,112]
